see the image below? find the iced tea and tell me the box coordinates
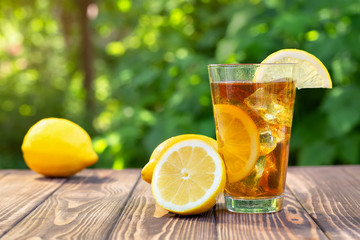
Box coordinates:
[211,80,296,198]
[208,63,297,213]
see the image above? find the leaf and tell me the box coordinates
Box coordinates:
[290,111,329,151]
[336,133,360,164]
[321,85,360,137]
[226,11,251,37]
[272,12,313,37]
[215,38,238,63]
[298,141,336,166]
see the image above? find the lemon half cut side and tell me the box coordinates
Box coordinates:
[141,134,218,184]
[151,139,226,215]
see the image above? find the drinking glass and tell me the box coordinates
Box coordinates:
[208,63,297,213]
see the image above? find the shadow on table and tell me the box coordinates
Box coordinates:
[34,175,116,185]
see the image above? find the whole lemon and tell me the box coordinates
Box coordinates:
[21,118,98,177]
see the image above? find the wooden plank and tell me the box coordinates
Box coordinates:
[215,188,328,240]
[109,178,218,240]
[0,170,9,179]
[0,170,16,179]
[0,170,66,237]
[1,169,139,240]
[287,166,360,240]
[343,165,360,181]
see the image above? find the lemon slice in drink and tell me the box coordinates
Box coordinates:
[151,137,226,215]
[256,49,332,89]
[141,134,218,184]
[213,104,260,183]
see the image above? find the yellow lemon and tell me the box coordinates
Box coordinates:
[213,104,260,183]
[141,134,218,183]
[21,118,98,177]
[151,136,226,215]
[256,49,332,89]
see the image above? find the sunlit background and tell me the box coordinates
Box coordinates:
[1,0,359,169]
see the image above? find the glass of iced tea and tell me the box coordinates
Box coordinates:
[208,63,297,213]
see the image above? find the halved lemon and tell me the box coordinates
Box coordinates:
[213,104,260,183]
[256,49,332,89]
[151,138,226,215]
[141,134,217,184]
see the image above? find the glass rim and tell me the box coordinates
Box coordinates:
[208,63,297,67]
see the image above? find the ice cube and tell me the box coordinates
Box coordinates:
[258,153,279,193]
[269,124,286,144]
[225,154,281,196]
[245,87,292,155]
[254,155,266,177]
[244,88,293,127]
[258,126,277,156]
[227,156,267,196]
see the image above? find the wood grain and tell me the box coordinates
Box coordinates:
[0,167,359,240]
[109,178,218,240]
[215,188,327,240]
[1,169,139,240]
[0,170,66,237]
[287,166,360,240]
[0,170,9,179]
[343,165,360,181]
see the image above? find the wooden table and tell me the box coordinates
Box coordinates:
[0,166,359,240]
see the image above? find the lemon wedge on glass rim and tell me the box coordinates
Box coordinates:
[255,49,332,89]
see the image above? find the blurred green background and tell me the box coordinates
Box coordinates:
[1,0,359,169]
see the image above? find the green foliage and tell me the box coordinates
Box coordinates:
[0,0,359,169]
